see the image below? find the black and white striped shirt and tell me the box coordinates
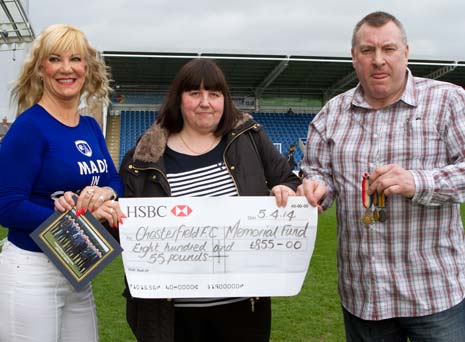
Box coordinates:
[168,162,237,198]
[164,138,246,307]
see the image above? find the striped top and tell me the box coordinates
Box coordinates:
[164,139,243,307]
[168,162,237,198]
[301,69,465,320]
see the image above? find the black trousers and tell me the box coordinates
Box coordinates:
[174,297,271,342]
[127,297,271,342]
[126,297,175,342]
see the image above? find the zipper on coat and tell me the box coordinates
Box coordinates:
[222,124,259,194]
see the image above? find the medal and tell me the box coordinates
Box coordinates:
[361,173,374,227]
[372,208,380,221]
[361,172,388,226]
[377,191,387,222]
[362,209,374,225]
[372,191,379,221]
[378,210,387,222]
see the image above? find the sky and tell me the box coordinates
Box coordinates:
[1,0,465,120]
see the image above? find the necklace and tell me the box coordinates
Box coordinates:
[179,133,219,155]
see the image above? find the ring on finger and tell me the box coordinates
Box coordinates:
[109,207,114,213]
[98,195,105,202]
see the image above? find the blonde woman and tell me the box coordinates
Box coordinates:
[0,24,123,341]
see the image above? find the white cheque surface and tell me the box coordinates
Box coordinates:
[119,196,317,298]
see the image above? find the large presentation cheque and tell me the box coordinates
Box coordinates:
[119,197,317,298]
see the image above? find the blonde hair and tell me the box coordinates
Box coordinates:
[11,24,111,115]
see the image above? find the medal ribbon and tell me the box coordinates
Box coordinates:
[377,191,385,208]
[373,190,385,207]
[361,173,373,209]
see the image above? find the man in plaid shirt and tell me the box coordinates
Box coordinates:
[299,11,465,341]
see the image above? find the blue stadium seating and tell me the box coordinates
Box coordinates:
[118,111,316,168]
[119,110,158,164]
[252,112,315,167]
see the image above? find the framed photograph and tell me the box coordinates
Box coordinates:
[30,207,123,291]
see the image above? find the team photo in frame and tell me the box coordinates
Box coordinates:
[30,207,123,291]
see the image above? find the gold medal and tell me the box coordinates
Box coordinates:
[372,208,380,221]
[361,173,374,227]
[361,211,373,226]
[362,214,373,224]
[377,191,387,223]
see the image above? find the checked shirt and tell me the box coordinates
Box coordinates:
[301,69,465,320]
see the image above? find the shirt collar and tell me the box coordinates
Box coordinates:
[351,68,417,109]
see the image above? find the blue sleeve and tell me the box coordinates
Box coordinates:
[89,118,123,196]
[0,119,53,232]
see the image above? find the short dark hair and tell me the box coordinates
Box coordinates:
[352,11,407,48]
[156,58,242,136]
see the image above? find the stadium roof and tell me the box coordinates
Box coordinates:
[0,0,35,52]
[103,51,465,102]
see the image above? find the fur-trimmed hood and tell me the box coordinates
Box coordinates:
[132,112,254,163]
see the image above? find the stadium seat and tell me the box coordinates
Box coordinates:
[118,111,315,167]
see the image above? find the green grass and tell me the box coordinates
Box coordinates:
[2,205,464,341]
[93,255,135,341]
[93,206,342,341]
[92,207,342,342]
[0,208,341,342]
[270,207,342,341]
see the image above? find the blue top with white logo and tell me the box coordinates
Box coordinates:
[0,104,122,252]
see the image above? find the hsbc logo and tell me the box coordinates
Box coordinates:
[171,205,192,217]
[126,205,167,218]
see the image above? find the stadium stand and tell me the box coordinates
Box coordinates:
[118,110,157,165]
[252,112,315,165]
[115,110,315,168]
[104,54,465,171]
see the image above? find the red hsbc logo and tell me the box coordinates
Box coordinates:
[171,205,192,217]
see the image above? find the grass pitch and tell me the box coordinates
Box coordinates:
[3,205,464,341]
[1,207,341,342]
